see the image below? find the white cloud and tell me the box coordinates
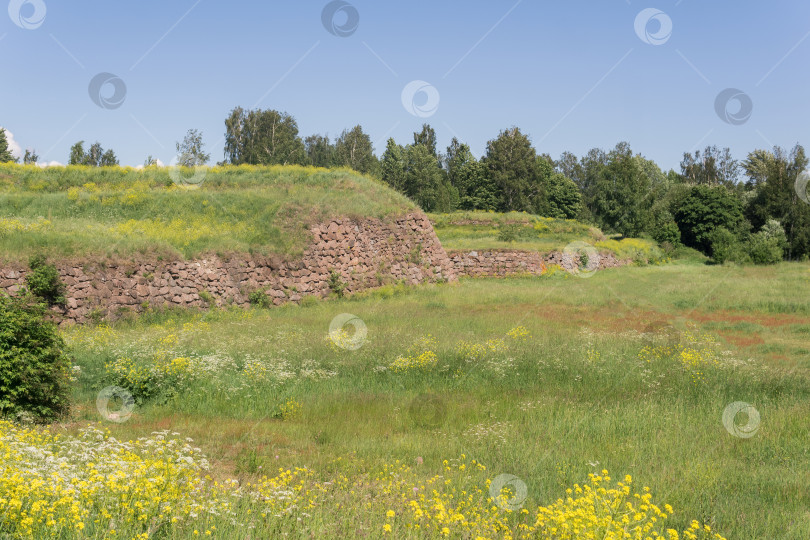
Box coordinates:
[134,158,165,169]
[1,128,23,160]
[36,161,64,168]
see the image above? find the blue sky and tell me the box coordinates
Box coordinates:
[2,0,808,171]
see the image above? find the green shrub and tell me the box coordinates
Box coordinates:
[0,293,72,421]
[749,219,787,265]
[198,290,215,306]
[749,234,783,265]
[248,289,271,308]
[328,270,347,298]
[652,220,681,246]
[497,223,521,242]
[25,254,66,306]
[88,307,106,325]
[409,244,424,264]
[579,251,590,270]
[708,228,747,264]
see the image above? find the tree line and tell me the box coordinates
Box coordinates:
[2,108,808,263]
[218,107,809,263]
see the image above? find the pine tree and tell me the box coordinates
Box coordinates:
[0,129,17,163]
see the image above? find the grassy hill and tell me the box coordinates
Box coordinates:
[0,164,666,265]
[0,164,416,262]
[429,211,666,262]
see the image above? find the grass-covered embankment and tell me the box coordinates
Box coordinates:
[0,164,416,262]
[429,211,666,263]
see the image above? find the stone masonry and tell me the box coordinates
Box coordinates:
[447,249,629,278]
[0,213,456,324]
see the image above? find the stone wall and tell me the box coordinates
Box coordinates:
[448,249,629,278]
[0,213,456,324]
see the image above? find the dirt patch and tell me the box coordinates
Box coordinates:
[691,310,810,328]
[717,331,765,348]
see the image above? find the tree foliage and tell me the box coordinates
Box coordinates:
[23,149,39,165]
[413,124,439,163]
[219,108,806,261]
[680,146,739,186]
[540,170,582,219]
[176,129,210,167]
[0,129,16,163]
[68,141,118,167]
[381,138,406,193]
[305,134,336,168]
[587,143,653,237]
[743,144,810,259]
[25,255,66,307]
[673,185,747,255]
[445,139,497,211]
[224,107,307,165]
[482,127,540,212]
[0,293,72,421]
[403,144,457,212]
[334,125,378,175]
[381,133,457,212]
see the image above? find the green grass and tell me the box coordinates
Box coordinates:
[428,211,601,252]
[428,212,666,264]
[0,164,415,261]
[60,262,810,539]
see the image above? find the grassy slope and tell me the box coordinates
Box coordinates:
[429,211,666,262]
[64,261,810,539]
[0,164,416,262]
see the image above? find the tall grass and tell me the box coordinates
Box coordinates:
[428,211,665,261]
[54,263,810,539]
[0,164,415,261]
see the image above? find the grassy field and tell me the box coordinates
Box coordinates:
[0,164,415,262]
[5,260,802,538]
[429,211,666,263]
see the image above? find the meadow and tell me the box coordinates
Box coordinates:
[428,212,666,263]
[4,260,807,538]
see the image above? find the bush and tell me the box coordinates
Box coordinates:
[749,219,787,264]
[198,289,215,306]
[497,223,521,242]
[749,234,783,264]
[652,220,681,246]
[0,293,72,420]
[579,251,589,270]
[708,227,747,264]
[25,254,66,306]
[328,270,347,298]
[248,289,271,308]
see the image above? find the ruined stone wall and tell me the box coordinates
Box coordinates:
[0,213,456,324]
[448,249,629,278]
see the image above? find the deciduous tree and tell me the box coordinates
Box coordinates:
[334,125,377,175]
[305,134,335,168]
[23,149,39,165]
[743,144,810,259]
[224,107,307,165]
[176,129,210,167]
[482,127,540,212]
